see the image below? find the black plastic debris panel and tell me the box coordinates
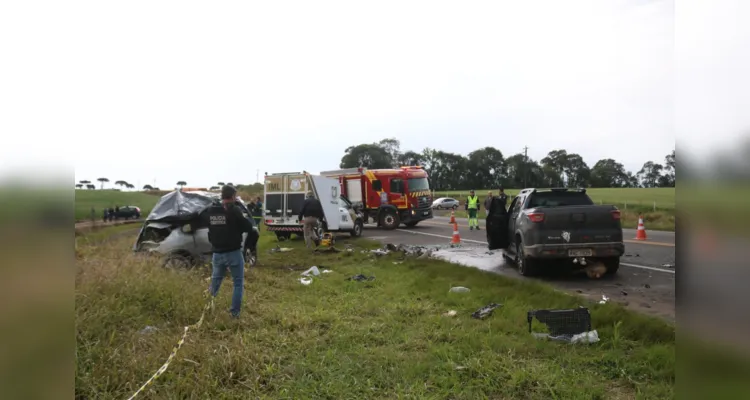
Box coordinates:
[471,303,502,319]
[347,274,375,282]
[527,307,592,340]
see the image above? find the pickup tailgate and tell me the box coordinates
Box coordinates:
[532,205,623,245]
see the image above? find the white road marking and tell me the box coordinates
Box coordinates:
[394,229,676,274]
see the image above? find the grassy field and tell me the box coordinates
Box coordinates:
[76,229,676,399]
[433,188,676,231]
[74,190,160,222]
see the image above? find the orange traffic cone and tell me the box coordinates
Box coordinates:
[449,210,456,224]
[451,222,461,245]
[634,215,647,240]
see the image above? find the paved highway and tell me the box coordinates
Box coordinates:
[360,216,675,321]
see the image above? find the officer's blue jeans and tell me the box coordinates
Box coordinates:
[210,249,245,317]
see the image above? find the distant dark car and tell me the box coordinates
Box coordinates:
[497,188,624,277]
[114,206,141,220]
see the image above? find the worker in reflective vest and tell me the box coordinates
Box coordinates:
[465,190,480,230]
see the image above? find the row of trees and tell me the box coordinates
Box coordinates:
[75,178,137,190]
[339,138,676,191]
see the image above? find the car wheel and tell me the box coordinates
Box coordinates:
[275,232,290,241]
[350,220,363,237]
[163,253,193,269]
[244,248,257,266]
[516,241,540,277]
[452,204,458,210]
[602,257,620,275]
[379,210,400,230]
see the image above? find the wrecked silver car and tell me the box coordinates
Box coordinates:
[133,190,257,268]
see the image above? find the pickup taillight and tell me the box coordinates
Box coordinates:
[527,212,545,223]
[611,210,621,220]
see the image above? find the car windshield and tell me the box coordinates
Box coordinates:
[408,177,430,191]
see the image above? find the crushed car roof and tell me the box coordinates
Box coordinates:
[145,190,246,223]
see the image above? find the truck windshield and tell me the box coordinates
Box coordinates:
[527,192,594,208]
[408,177,430,191]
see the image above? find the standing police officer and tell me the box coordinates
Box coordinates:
[496,186,508,211]
[207,185,257,319]
[465,190,480,230]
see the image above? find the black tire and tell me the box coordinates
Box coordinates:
[244,248,257,267]
[275,232,291,241]
[163,253,193,269]
[379,210,400,230]
[516,240,540,277]
[452,205,458,210]
[602,257,620,276]
[350,220,363,237]
[404,221,419,228]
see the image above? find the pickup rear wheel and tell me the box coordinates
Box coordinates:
[602,257,620,276]
[516,241,540,277]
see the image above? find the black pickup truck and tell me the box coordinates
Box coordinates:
[498,188,624,277]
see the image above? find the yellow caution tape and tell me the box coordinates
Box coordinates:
[126,295,214,400]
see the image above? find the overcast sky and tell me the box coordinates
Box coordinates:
[1,0,747,189]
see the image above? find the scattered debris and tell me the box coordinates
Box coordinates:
[299,277,312,285]
[454,365,466,371]
[662,263,675,269]
[485,251,495,255]
[270,246,293,253]
[528,307,598,344]
[370,249,389,256]
[599,295,609,304]
[139,326,158,335]
[322,269,332,274]
[625,253,640,257]
[471,303,501,319]
[393,261,403,265]
[449,286,470,293]
[644,284,651,289]
[621,290,628,296]
[576,289,583,293]
[443,310,457,317]
[301,266,320,276]
[347,274,375,282]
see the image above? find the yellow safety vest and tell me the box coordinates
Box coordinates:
[467,195,479,209]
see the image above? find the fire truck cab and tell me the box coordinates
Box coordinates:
[319,166,433,230]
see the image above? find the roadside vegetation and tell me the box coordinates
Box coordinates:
[76,230,676,399]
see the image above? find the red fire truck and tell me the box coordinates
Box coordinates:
[319,166,433,230]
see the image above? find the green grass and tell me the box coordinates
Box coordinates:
[76,230,676,399]
[75,190,160,222]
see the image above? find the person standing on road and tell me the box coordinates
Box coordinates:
[252,196,263,231]
[465,190,480,231]
[484,192,493,216]
[496,186,508,211]
[207,185,256,319]
[299,191,324,249]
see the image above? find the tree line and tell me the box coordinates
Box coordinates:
[339,138,676,191]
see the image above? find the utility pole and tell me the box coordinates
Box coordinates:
[256,169,259,183]
[523,146,529,188]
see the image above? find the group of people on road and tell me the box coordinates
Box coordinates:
[464,187,508,230]
[102,206,120,222]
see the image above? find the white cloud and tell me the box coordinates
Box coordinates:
[0,0,719,188]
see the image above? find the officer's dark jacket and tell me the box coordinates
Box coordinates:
[206,202,254,254]
[299,197,325,220]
